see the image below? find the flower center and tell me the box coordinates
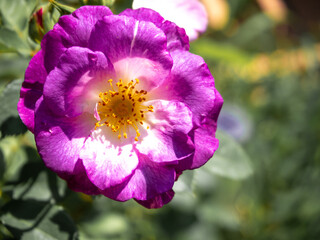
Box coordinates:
[95,78,153,141]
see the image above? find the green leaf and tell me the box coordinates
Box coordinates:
[80,214,128,239]
[0,0,36,32]
[0,148,5,181]
[49,0,76,15]
[172,171,197,210]
[205,130,253,180]
[0,117,27,137]
[80,0,115,7]
[0,136,27,182]
[10,162,67,202]
[197,203,240,229]
[1,139,67,201]
[0,200,79,240]
[173,170,194,193]
[101,0,115,7]
[0,54,29,81]
[42,5,61,34]
[0,0,36,55]
[171,190,197,211]
[112,0,134,14]
[0,27,30,55]
[0,79,22,126]
[175,223,219,240]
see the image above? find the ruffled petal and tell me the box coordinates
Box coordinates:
[89,14,173,90]
[42,6,113,72]
[43,47,115,118]
[135,189,175,209]
[18,50,46,132]
[102,154,175,201]
[210,88,224,122]
[34,97,95,175]
[176,125,219,171]
[120,8,189,51]
[80,128,139,190]
[136,100,194,163]
[176,89,223,170]
[132,0,208,41]
[60,160,101,195]
[153,50,219,125]
[18,90,42,133]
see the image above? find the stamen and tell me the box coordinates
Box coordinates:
[95,78,153,141]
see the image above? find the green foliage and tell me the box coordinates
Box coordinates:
[0,136,28,182]
[1,0,319,239]
[0,28,30,54]
[49,0,76,14]
[0,79,23,125]
[0,0,37,55]
[1,200,78,240]
[0,54,29,81]
[0,135,75,239]
[207,131,253,180]
[80,0,115,7]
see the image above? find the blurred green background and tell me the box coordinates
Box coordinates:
[0,0,319,239]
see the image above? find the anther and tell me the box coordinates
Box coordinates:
[96,78,152,141]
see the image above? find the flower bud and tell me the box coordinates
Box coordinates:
[29,4,61,43]
[28,7,45,43]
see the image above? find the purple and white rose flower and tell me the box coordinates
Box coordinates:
[18,6,223,208]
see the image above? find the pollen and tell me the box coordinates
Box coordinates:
[95,78,152,141]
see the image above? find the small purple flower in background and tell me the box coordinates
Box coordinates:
[132,0,208,41]
[218,104,253,143]
[18,6,222,208]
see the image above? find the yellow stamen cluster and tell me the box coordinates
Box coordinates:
[95,78,153,141]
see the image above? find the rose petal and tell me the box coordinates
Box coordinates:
[18,50,46,132]
[102,154,176,201]
[176,124,219,171]
[43,47,115,117]
[60,160,101,195]
[153,50,219,125]
[120,8,189,51]
[135,189,175,209]
[176,89,223,170]
[137,100,194,163]
[34,97,95,175]
[89,14,172,90]
[42,6,113,72]
[80,128,139,190]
